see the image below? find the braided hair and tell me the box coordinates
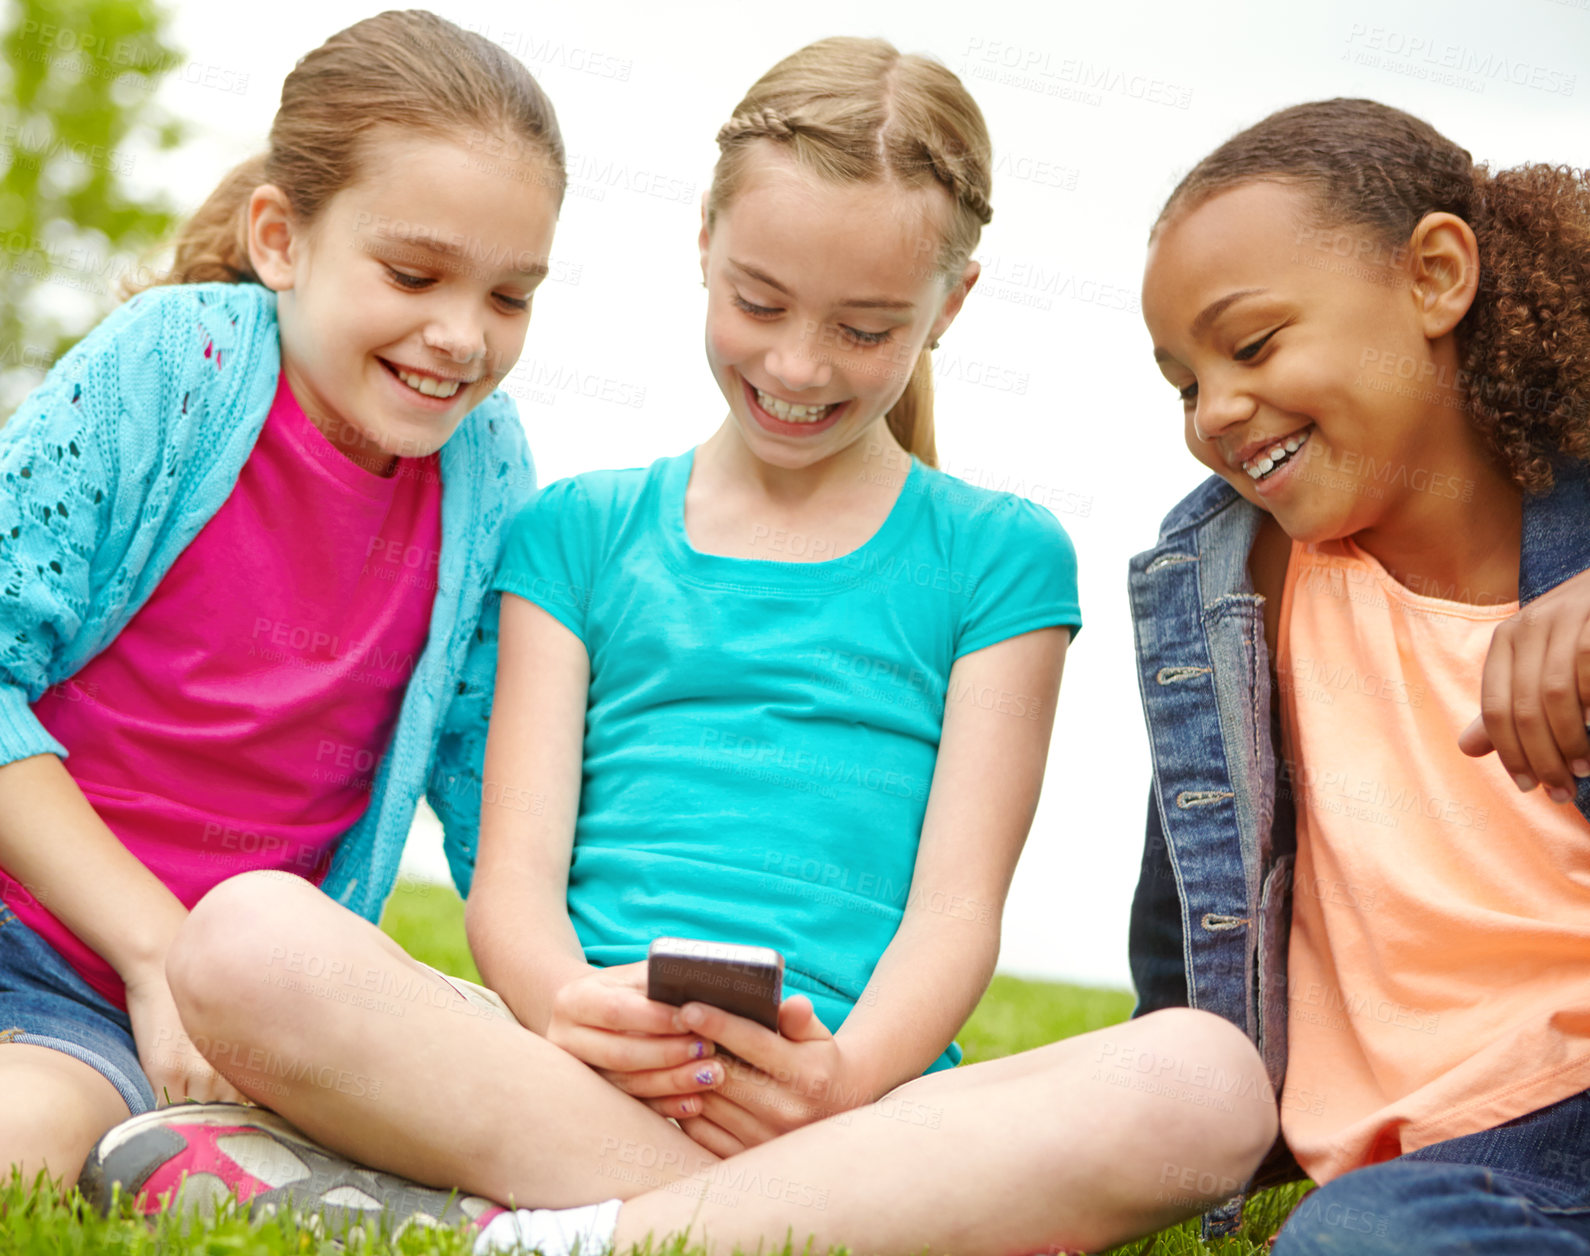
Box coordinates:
[707,38,995,467]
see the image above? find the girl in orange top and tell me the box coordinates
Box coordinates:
[1138,98,1590,1252]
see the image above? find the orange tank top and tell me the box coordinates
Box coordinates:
[1278,538,1590,1183]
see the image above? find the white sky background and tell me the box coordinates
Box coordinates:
[123,0,1589,989]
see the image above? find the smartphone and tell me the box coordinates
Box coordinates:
[647,937,784,1032]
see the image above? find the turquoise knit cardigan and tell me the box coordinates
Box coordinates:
[0,282,535,919]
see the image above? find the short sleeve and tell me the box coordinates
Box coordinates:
[953,496,1082,659]
[491,476,598,644]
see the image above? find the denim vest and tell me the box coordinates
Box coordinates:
[1125,467,1590,1233]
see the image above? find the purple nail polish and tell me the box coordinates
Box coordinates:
[695,1067,716,1085]
[691,1040,707,1060]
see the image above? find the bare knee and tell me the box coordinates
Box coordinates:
[166,870,321,1037]
[1124,1008,1279,1194]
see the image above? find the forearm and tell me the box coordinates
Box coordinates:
[0,752,186,982]
[466,593,593,1031]
[825,628,1068,1097]
[464,868,592,1033]
[834,908,1001,1101]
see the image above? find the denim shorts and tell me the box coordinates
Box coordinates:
[0,902,156,1114]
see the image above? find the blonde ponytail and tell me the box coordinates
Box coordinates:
[137,154,266,293]
[885,348,939,467]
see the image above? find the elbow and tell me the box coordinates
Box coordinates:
[974,929,1001,996]
[966,908,1003,993]
[462,880,501,978]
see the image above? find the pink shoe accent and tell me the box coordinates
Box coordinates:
[134,1123,276,1214]
[472,1205,509,1231]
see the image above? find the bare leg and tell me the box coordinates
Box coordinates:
[166,872,714,1207]
[612,1008,1277,1256]
[0,1044,130,1190]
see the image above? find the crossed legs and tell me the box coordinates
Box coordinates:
[168,872,1277,1254]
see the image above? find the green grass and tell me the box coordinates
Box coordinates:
[1,880,1307,1254]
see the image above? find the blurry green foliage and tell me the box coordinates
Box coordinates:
[0,0,186,418]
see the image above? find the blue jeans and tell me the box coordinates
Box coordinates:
[1272,1087,1590,1254]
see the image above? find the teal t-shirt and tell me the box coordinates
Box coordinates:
[492,448,1082,1072]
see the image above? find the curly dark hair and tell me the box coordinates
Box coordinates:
[1154,98,1590,494]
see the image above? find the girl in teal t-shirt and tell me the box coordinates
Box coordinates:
[97,35,1277,1256]
[475,49,1079,1124]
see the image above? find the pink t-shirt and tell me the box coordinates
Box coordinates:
[0,374,442,1009]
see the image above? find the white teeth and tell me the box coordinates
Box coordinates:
[393,366,461,399]
[1243,428,1311,480]
[755,385,836,424]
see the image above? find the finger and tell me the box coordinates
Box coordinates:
[697,1090,779,1149]
[673,1002,785,1075]
[1477,620,1531,789]
[599,1056,726,1100]
[678,1115,745,1159]
[714,1063,791,1121]
[643,1093,709,1121]
[1509,620,1574,795]
[1554,617,1590,777]
[189,1069,237,1105]
[604,960,652,988]
[713,1056,823,1123]
[1577,617,1590,778]
[564,984,690,1036]
[190,1057,249,1105]
[1456,714,1494,758]
[554,1025,714,1073]
[776,995,831,1043]
[149,1072,184,1108]
[138,1051,186,1106]
[1539,621,1590,794]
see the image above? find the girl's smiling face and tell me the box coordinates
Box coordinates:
[1142,180,1478,545]
[250,129,560,475]
[699,148,976,470]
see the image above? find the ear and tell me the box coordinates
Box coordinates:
[926,259,981,345]
[1407,211,1479,339]
[247,184,300,292]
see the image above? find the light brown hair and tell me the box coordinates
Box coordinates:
[1156,98,1590,493]
[707,37,994,468]
[133,9,564,294]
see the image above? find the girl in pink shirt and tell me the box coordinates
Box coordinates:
[0,10,561,1193]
